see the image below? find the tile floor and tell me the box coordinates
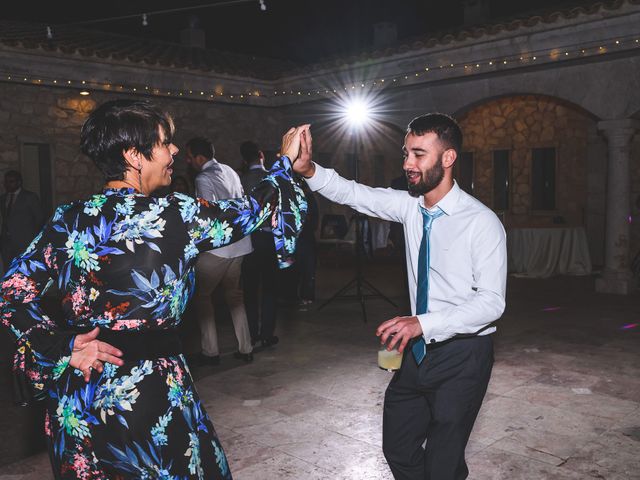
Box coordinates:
[0,253,638,479]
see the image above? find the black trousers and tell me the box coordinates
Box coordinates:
[383,335,494,480]
[242,230,279,341]
[295,235,317,301]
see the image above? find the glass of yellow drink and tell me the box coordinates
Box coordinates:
[378,335,403,372]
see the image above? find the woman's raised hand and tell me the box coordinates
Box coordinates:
[69,327,124,382]
[281,124,310,162]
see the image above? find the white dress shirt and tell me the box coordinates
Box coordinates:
[305,164,507,344]
[195,159,253,258]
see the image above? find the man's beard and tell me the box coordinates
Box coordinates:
[407,154,445,197]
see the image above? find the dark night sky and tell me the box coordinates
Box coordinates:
[4,0,588,63]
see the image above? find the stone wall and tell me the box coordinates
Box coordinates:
[0,83,284,208]
[458,95,595,228]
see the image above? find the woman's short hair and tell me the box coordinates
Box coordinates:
[407,113,462,154]
[80,99,175,181]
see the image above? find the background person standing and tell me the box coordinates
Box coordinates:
[240,141,281,347]
[185,136,254,365]
[0,170,43,269]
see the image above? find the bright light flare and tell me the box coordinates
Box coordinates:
[343,98,371,127]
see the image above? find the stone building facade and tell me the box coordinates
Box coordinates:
[1,0,639,296]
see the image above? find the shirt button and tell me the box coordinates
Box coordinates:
[430,339,436,344]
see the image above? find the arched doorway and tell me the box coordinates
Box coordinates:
[454,94,605,265]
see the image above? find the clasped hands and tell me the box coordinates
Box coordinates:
[281,125,314,177]
[69,327,124,382]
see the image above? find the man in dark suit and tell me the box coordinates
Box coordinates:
[239,141,280,348]
[0,170,44,268]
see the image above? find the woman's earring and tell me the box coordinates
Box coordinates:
[137,162,143,193]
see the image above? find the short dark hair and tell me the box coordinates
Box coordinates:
[407,113,463,154]
[80,99,175,181]
[185,137,214,160]
[4,170,22,184]
[240,141,260,164]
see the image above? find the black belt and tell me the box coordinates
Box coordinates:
[411,332,490,352]
[97,328,183,361]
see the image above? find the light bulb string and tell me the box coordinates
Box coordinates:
[1,32,638,100]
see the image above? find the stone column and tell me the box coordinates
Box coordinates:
[596,119,639,294]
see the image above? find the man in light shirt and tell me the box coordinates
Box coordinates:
[185,137,253,365]
[294,115,507,480]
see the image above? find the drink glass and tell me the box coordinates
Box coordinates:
[378,335,403,372]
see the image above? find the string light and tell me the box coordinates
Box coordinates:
[142,14,148,27]
[1,35,637,102]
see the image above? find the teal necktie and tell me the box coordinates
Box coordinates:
[412,206,445,365]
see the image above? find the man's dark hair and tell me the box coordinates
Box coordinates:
[80,99,175,181]
[407,113,463,154]
[240,141,261,165]
[186,137,214,160]
[4,170,22,184]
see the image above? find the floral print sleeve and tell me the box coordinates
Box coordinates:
[178,155,307,268]
[0,208,72,401]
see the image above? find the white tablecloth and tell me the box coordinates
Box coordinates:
[343,217,390,252]
[369,219,391,250]
[507,227,592,278]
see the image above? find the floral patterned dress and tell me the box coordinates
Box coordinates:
[0,157,306,480]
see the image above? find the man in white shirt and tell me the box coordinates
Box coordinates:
[294,115,507,480]
[185,137,254,365]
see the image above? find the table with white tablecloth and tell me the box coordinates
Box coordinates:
[507,227,592,278]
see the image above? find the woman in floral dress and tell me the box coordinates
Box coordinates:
[0,99,307,479]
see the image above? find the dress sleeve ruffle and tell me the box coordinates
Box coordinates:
[178,156,307,268]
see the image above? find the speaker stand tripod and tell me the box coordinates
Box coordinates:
[318,211,397,322]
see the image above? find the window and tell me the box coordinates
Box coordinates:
[345,153,357,180]
[21,142,54,216]
[373,154,385,187]
[493,150,510,211]
[531,147,556,210]
[456,152,474,195]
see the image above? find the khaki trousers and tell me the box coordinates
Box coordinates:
[194,254,252,356]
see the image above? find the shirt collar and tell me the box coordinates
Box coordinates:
[201,158,217,170]
[418,180,462,216]
[103,187,144,197]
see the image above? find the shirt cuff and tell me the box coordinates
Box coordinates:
[416,311,452,344]
[303,163,329,191]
